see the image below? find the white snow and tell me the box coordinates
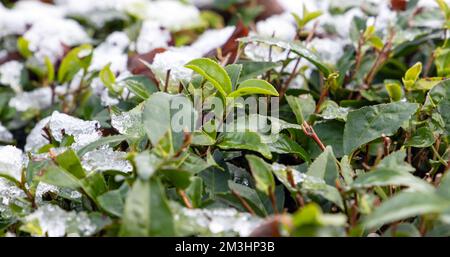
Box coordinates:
[89,32,129,73]
[256,14,297,41]
[23,18,90,62]
[48,111,102,149]
[151,47,201,87]
[190,26,236,55]
[0,60,24,93]
[9,87,53,112]
[135,20,171,54]
[0,146,24,181]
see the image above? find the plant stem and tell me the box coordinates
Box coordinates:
[302,121,326,151]
[177,189,193,209]
[287,168,305,207]
[164,69,171,92]
[232,189,256,215]
[279,57,301,100]
[363,30,395,87]
[268,187,278,214]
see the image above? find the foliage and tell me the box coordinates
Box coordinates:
[0,0,449,238]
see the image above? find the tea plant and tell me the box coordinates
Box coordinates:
[0,0,449,237]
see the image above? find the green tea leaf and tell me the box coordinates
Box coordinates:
[38,165,81,190]
[246,155,275,195]
[427,79,450,135]
[405,126,436,147]
[122,76,158,100]
[120,179,174,236]
[225,64,242,90]
[55,149,85,179]
[217,132,272,159]
[286,94,315,124]
[228,79,279,98]
[402,62,422,91]
[44,56,55,84]
[268,134,311,163]
[17,37,32,58]
[58,44,93,83]
[143,92,196,147]
[186,177,203,208]
[80,172,108,201]
[385,81,403,101]
[77,135,128,156]
[364,192,450,229]
[98,190,124,217]
[100,63,116,92]
[343,102,419,154]
[352,169,433,192]
[185,58,232,96]
[306,146,339,186]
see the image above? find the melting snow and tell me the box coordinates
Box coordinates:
[0,177,26,218]
[0,146,24,182]
[9,87,53,112]
[23,204,97,237]
[190,26,236,55]
[0,122,13,143]
[81,147,133,173]
[151,48,201,88]
[89,32,130,73]
[139,1,202,31]
[173,204,263,236]
[48,111,102,149]
[0,60,24,93]
[135,20,171,54]
[23,18,90,62]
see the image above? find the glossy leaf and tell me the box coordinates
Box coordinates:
[77,135,128,156]
[217,132,272,159]
[120,179,174,236]
[246,155,275,195]
[38,165,81,190]
[343,102,419,154]
[306,146,339,186]
[100,64,116,92]
[228,79,279,98]
[55,149,85,179]
[268,134,311,163]
[17,37,32,58]
[364,192,450,229]
[385,81,403,102]
[402,62,422,91]
[352,169,433,192]
[44,56,55,83]
[185,58,232,96]
[57,44,93,83]
[143,92,197,147]
[225,64,242,90]
[286,94,315,124]
[427,79,450,135]
[98,190,124,217]
[122,76,158,100]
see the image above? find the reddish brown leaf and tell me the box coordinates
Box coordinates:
[127,48,166,86]
[256,0,285,20]
[0,52,21,65]
[390,0,408,11]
